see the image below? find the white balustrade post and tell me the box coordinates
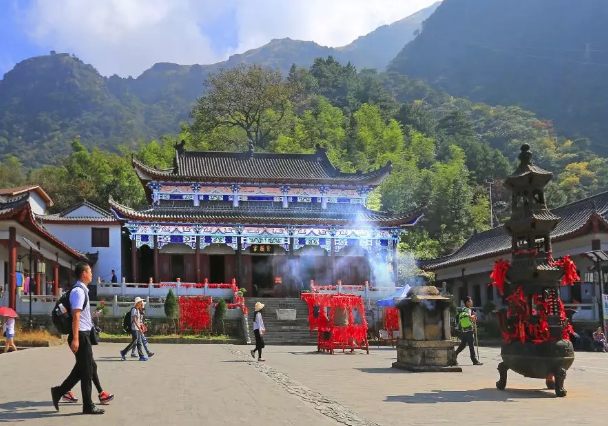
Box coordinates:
[204,283,207,296]
[113,295,119,317]
[176,281,180,296]
[121,281,126,296]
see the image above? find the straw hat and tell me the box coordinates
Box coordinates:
[255,302,265,311]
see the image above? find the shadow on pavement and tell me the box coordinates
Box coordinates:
[0,400,81,422]
[385,388,555,403]
[356,367,409,374]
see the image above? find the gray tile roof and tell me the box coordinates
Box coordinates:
[132,146,392,186]
[421,191,608,271]
[109,197,423,227]
[36,200,118,223]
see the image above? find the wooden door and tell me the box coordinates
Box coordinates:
[159,254,171,282]
[224,255,236,284]
[184,254,196,283]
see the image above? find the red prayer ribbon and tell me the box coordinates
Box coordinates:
[490,259,511,295]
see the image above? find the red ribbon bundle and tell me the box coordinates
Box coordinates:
[178,296,212,334]
[490,259,511,295]
[549,255,580,286]
[384,307,399,331]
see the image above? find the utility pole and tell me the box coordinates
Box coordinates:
[486,178,494,228]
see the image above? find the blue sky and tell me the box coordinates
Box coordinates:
[0,0,438,78]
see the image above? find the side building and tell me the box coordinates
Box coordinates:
[110,143,423,297]
[421,192,608,323]
[35,200,123,284]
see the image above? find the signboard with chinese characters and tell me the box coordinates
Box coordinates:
[251,244,275,253]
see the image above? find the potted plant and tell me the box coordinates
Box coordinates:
[237,288,247,297]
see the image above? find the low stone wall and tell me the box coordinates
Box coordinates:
[97,317,244,341]
[100,337,241,344]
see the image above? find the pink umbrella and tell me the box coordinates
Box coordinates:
[0,307,18,318]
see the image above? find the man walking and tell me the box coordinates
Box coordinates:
[51,262,106,415]
[453,296,483,366]
[110,270,118,284]
[120,297,147,361]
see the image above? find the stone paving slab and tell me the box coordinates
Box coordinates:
[260,345,608,426]
[0,344,338,425]
[1,343,606,425]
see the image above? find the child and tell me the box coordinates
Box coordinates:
[2,316,17,353]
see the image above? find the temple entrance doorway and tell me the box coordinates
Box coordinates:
[139,245,154,283]
[171,254,185,282]
[209,255,225,283]
[252,256,273,296]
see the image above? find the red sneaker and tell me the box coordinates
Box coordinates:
[99,391,114,405]
[62,391,78,403]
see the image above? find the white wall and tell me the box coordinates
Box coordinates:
[44,224,122,282]
[28,192,48,215]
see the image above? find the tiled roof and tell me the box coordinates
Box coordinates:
[0,185,53,206]
[109,197,423,228]
[36,200,119,224]
[421,191,608,271]
[0,193,30,216]
[0,194,88,261]
[57,200,113,218]
[132,145,391,186]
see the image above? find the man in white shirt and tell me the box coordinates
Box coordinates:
[120,297,147,361]
[51,262,105,415]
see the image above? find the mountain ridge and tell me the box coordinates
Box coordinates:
[0,2,440,166]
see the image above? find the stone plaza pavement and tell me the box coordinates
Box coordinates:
[0,343,606,425]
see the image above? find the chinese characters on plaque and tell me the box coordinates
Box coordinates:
[251,244,274,253]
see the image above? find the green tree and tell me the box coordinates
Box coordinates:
[190,64,298,149]
[213,299,227,336]
[164,289,179,334]
[0,155,27,188]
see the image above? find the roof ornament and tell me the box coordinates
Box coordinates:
[518,143,532,165]
[175,140,186,154]
[248,139,254,157]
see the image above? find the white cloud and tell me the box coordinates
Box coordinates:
[22,0,438,77]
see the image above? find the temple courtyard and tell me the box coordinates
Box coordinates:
[0,344,605,425]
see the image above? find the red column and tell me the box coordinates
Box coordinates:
[131,238,138,283]
[195,236,201,284]
[53,261,60,296]
[8,227,17,310]
[153,236,159,283]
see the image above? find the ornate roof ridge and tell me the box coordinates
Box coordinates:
[131,147,392,185]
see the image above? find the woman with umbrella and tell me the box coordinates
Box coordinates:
[1,307,18,354]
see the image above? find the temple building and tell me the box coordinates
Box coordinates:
[421,191,608,324]
[110,142,422,297]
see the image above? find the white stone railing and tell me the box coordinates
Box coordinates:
[5,293,243,320]
[310,284,402,300]
[97,282,235,299]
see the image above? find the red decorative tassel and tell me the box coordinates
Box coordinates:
[490,259,511,295]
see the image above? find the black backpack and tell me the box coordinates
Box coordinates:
[122,310,132,334]
[52,284,88,335]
